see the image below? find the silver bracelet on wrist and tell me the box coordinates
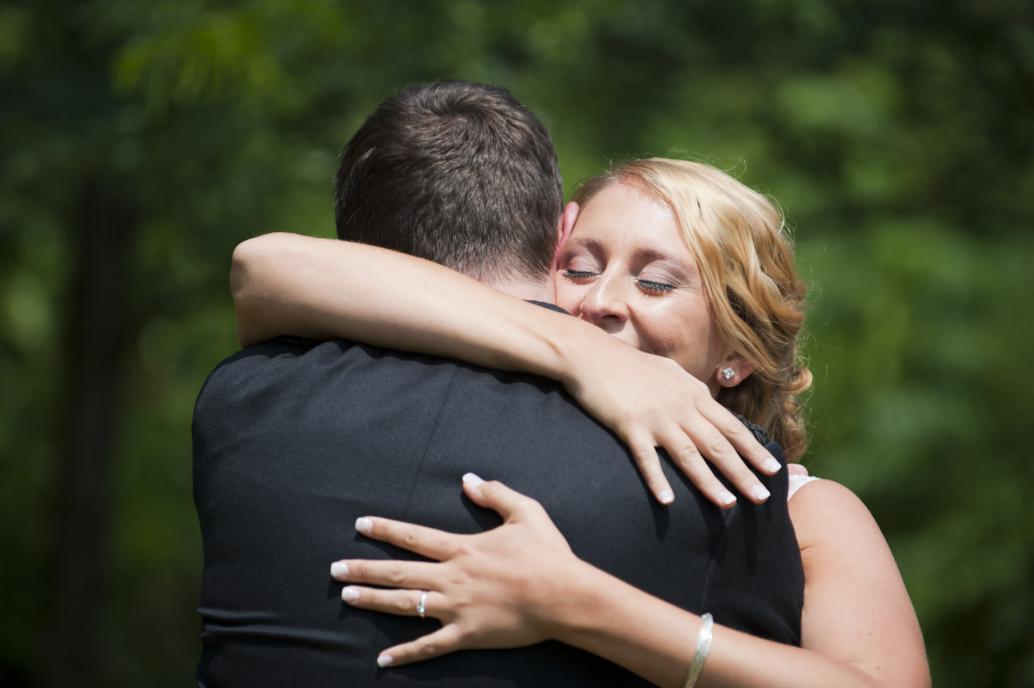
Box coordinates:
[682,612,714,688]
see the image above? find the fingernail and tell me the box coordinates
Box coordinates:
[658,489,674,505]
[718,490,737,507]
[341,586,360,602]
[330,562,349,578]
[751,484,771,502]
[377,654,394,667]
[462,472,484,487]
[763,457,782,474]
[355,517,373,534]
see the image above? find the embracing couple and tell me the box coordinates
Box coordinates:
[192,81,928,687]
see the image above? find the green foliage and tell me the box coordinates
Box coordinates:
[1,1,1031,686]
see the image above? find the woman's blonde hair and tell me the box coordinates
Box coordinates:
[573,158,812,459]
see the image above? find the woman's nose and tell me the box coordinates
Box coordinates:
[580,273,629,329]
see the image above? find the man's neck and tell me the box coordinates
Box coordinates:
[483,275,554,303]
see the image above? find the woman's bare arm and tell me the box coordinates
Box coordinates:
[231,232,572,373]
[333,477,928,688]
[561,481,929,687]
[783,480,929,687]
[230,232,782,506]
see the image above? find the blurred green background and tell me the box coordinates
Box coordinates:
[2,1,1032,686]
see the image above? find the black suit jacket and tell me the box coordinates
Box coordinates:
[193,332,804,687]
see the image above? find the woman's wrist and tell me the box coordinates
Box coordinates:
[528,555,599,642]
[548,315,610,395]
[541,560,703,687]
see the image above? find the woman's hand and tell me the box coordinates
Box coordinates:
[330,473,582,668]
[558,330,781,509]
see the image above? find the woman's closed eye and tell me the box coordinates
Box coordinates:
[636,278,676,294]
[562,268,599,282]
[635,266,684,294]
[559,246,604,282]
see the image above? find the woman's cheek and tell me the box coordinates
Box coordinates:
[630,303,691,364]
[554,281,584,315]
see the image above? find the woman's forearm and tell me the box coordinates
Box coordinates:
[552,561,881,688]
[549,482,929,688]
[231,232,585,381]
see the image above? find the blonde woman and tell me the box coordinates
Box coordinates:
[231,159,929,687]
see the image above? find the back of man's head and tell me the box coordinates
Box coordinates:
[334,81,563,283]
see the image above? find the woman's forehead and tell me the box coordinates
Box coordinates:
[572,183,693,258]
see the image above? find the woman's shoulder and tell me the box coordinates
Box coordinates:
[787,477,884,552]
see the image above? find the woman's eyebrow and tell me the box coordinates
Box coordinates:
[566,238,692,272]
[633,247,672,263]
[633,247,692,271]
[565,237,604,254]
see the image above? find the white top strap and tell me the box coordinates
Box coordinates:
[787,474,820,500]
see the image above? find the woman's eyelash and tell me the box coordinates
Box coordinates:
[637,279,675,293]
[563,269,597,280]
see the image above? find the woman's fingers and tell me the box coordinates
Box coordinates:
[624,431,676,505]
[698,399,782,476]
[680,411,746,477]
[341,476,574,672]
[625,414,774,507]
[353,516,459,560]
[377,625,464,668]
[330,559,440,590]
[656,425,736,508]
[339,585,446,619]
[461,473,551,518]
[679,419,771,505]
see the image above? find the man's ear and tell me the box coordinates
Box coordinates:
[715,353,755,389]
[553,202,579,269]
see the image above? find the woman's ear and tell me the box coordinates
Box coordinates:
[553,202,579,269]
[715,354,755,389]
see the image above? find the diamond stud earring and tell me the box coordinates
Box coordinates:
[720,367,735,381]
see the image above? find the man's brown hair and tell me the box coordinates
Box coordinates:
[334,81,563,281]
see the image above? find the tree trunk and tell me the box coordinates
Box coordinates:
[45,171,137,688]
